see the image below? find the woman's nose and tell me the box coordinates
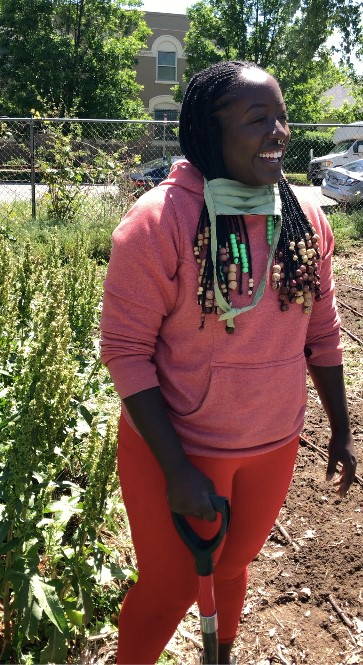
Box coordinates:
[270,118,290,139]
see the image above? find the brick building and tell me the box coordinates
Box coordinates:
[135,11,189,119]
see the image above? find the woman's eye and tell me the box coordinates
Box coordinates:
[251,117,264,123]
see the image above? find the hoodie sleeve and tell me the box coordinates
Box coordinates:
[100,189,180,398]
[304,204,343,366]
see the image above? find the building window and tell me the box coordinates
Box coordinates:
[154,109,178,141]
[154,109,178,121]
[157,51,177,82]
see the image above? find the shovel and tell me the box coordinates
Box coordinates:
[172,494,231,664]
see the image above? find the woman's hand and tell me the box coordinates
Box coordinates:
[326,431,357,497]
[166,461,217,521]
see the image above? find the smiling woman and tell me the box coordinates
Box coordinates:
[100,60,356,665]
[213,72,290,185]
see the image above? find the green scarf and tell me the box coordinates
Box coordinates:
[203,177,282,330]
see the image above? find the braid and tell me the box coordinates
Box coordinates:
[180,61,321,331]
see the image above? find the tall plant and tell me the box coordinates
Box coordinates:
[0,234,121,663]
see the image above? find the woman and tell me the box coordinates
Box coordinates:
[100,61,356,665]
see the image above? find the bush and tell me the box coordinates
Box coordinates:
[284,131,335,173]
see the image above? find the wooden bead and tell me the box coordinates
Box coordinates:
[295,296,304,304]
[229,280,237,290]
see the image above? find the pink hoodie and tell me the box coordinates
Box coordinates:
[100,160,342,457]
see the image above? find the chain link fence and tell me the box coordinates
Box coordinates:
[0,118,362,224]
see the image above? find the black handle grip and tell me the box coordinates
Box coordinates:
[172,494,230,576]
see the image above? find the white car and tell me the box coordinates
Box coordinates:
[321,159,363,205]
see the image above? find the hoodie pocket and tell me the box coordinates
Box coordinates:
[171,352,307,449]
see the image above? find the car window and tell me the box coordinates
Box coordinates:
[344,159,363,173]
[333,140,354,154]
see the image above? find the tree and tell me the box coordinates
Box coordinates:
[0,0,150,118]
[180,0,362,122]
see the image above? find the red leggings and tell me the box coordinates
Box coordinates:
[116,416,299,664]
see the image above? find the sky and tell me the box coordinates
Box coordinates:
[140,0,193,13]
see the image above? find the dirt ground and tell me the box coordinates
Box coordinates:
[86,247,363,665]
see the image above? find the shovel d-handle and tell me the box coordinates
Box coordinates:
[172,494,230,576]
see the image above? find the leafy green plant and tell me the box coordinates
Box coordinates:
[0,232,123,663]
[37,123,86,224]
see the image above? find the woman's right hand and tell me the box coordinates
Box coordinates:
[166,461,217,521]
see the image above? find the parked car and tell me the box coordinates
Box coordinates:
[321,158,363,205]
[129,156,182,192]
[308,122,363,185]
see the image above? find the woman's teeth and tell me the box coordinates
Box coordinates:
[257,151,283,161]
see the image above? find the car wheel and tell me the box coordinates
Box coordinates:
[312,178,322,186]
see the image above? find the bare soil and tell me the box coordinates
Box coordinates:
[85,248,363,665]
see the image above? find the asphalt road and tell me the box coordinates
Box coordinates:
[0,182,338,208]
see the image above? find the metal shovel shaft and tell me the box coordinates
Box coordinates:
[198,574,218,663]
[200,613,218,664]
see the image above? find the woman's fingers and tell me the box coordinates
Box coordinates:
[327,454,357,497]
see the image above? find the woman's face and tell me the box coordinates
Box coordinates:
[214,69,290,186]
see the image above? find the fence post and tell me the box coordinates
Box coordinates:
[162,113,167,161]
[29,117,36,219]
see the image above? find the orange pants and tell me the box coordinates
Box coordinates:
[116,416,299,664]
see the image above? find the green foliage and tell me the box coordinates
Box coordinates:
[0,0,150,118]
[36,121,138,225]
[329,209,363,252]
[284,132,335,172]
[0,223,127,663]
[284,173,309,185]
[182,1,362,123]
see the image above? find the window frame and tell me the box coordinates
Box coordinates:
[156,50,177,84]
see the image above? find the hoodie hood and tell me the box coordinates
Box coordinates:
[160,158,204,195]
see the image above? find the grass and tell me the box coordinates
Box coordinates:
[0,189,135,261]
[285,172,309,186]
[327,208,363,253]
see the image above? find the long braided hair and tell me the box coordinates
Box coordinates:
[179,61,321,332]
